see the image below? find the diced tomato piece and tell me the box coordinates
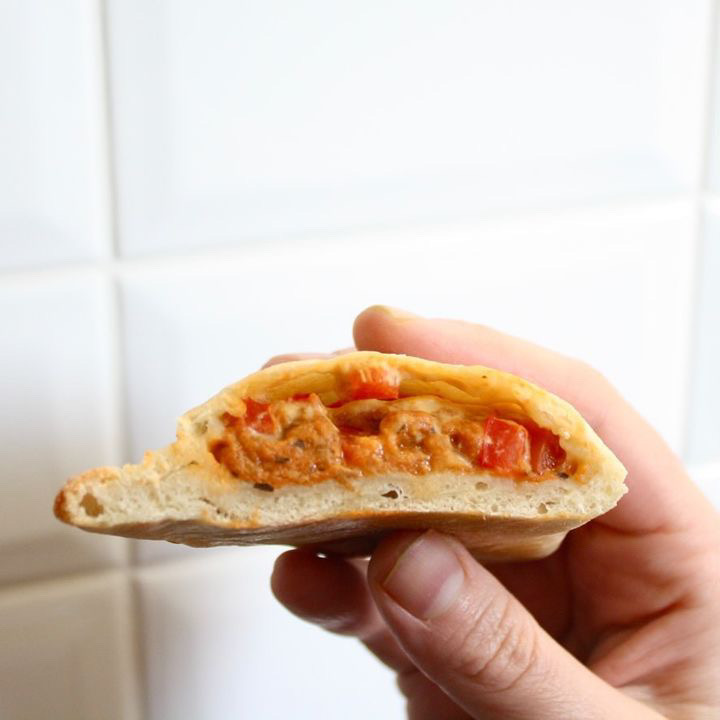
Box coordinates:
[480,416,530,472]
[243,398,276,434]
[244,398,267,421]
[530,428,566,473]
[220,411,239,427]
[340,435,361,466]
[291,393,311,401]
[346,366,400,401]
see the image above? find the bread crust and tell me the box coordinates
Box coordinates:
[72,513,572,562]
[54,352,627,561]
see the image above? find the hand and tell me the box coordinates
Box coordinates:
[269,306,720,720]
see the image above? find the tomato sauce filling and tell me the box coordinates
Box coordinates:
[208,368,568,490]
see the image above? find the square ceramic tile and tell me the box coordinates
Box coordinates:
[108,0,710,255]
[0,273,127,584]
[0,0,110,269]
[136,549,403,720]
[120,202,693,533]
[685,211,720,463]
[690,464,720,509]
[0,573,138,720]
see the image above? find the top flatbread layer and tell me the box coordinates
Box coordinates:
[178,351,624,487]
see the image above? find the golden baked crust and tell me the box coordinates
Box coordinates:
[54,352,627,561]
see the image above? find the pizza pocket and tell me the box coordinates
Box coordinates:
[54,351,627,561]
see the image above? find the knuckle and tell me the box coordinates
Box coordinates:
[449,595,539,693]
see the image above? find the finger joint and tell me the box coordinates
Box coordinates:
[450,595,540,694]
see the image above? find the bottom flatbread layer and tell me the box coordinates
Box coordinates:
[55,452,623,561]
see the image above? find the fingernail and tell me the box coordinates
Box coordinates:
[367,305,420,321]
[381,531,465,620]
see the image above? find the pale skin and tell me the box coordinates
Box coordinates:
[268,306,720,720]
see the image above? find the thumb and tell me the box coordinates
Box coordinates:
[367,531,660,720]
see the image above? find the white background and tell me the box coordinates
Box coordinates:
[1,1,719,718]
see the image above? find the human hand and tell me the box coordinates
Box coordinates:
[269,306,720,719]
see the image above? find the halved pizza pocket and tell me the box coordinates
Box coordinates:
[54,352,627,561]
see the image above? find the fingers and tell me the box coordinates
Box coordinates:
[353,305,712,534]
[271,549,474,719]
[262,348,355,369]
[262,353,331,368]
[398,669,474,720]
[270,549,412,673]
[368,530,664,720]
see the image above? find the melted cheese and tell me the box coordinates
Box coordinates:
[208,394,568,489]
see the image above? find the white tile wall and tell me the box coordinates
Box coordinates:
[108,0,710,256]
[0,273,127,586]
[0,573,139,720]
[0,0,110,269]
[686,209,720,463]
[136,550,403,720]
[1,2,719,718]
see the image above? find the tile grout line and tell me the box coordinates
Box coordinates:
[118,573,145,720]
[0,549,240,598]
[99,0,122,260]
[96,0,144,717]
[0,568,131,601]
[125,567,150,720]
[0,192,698,283]
[96,0,125,486]
[95,0,131,586]
[699,0,720,192]
[681,0,719,461]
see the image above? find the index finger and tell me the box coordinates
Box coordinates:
[262,348,355,369]
[353,305,714,534]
